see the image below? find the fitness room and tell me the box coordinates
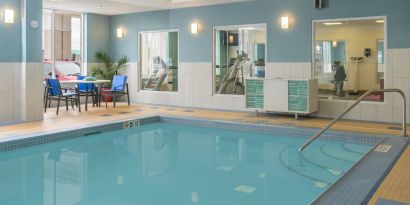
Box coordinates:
[314,17,386,102]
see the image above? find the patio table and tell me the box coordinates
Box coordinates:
[60,80,111,111]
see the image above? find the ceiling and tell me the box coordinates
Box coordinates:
[43,0,250,15]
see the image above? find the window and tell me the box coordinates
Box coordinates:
[314,18,385,102]
[139,31,178,92]
[214,24,266,95]
[42,9,83,80]
[377,39,385,83]
[315,40,346,74]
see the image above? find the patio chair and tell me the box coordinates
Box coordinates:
[45,78,81,115]
[76,75,96,110]
[100,75,130,108]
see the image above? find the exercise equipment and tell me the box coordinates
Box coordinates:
[143,57,170,91]
[218,51,250,95]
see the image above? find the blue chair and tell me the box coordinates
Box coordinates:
[45,79,81,114]
[100,75,130,108]
[76,75,96,111]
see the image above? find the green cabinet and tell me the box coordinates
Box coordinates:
[246,80,264,109]
[288,80,308,112]
[245,78,318,115]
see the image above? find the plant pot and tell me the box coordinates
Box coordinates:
[100,87,113,102]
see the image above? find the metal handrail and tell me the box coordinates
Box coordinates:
[299,88,407,152]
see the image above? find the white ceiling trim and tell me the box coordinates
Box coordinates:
[43,0,251,15]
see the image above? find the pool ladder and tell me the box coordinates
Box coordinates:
[299,89,407,152]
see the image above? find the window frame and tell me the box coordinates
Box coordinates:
[312,16,387,104]
[138,29,180,93]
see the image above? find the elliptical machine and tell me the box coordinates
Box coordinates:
[218,51,250,95]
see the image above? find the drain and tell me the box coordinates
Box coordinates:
[100,114,112,117]
[118,112,130,114]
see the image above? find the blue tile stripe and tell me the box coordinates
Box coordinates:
[1,114,385,153]
[159,115,386,145]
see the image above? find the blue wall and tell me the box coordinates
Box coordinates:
[1,0,409,63]
[0,0,42,63]
[0,0,21,62]
[86,13,111,63]
[23,0,43,63]
[109,0,410,63]
[110,10,170,62]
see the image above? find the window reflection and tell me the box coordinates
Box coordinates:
[139,31,178,92]
[314,19,385,101]
[214,24,266,95]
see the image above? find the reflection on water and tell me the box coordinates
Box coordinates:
[0,123,373,205]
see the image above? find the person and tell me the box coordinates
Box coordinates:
[332,61,346,97]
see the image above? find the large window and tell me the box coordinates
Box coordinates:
[139,31,178,92]
[214,24,266,95]
[314,18,385,101]
[42,9,83,80]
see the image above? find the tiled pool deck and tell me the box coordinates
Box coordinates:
[0,103,409,204]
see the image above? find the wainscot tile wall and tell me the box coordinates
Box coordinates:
[121,48,410,124]
[0,63,44,124]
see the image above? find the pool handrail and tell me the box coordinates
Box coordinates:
[299,88,407,152]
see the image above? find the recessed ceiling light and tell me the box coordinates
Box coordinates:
[323,22,343,26]
[376,20,384,23]
[49,0,63,2]
[97,5,105,9]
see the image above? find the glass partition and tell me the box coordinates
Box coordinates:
[42,9,83,80]
[314,18,385,102]
[139,31,178,92]
[214,24,266,95]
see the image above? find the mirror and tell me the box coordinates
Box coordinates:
[314,18,385,102]
[214,24,266,95]
[139,31,178,92]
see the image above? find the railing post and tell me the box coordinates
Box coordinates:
[402,90,407,137]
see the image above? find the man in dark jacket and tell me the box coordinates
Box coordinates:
[333,61,346,97]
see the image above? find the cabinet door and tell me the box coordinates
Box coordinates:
[246,80,264,109]
[288,80,308,112]
[263,80,288,111]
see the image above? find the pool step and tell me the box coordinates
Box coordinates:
[341,143,368,155]
[279,148,340,185]
[320,144,364,163]
[302,144,357,171]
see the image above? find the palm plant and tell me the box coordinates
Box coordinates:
[91,51,129,82]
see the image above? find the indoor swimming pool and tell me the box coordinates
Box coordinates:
[0,119,380,205]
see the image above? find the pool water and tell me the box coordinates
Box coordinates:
[0,123,374,205]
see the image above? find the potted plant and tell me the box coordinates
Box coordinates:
[91,51,129,102]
